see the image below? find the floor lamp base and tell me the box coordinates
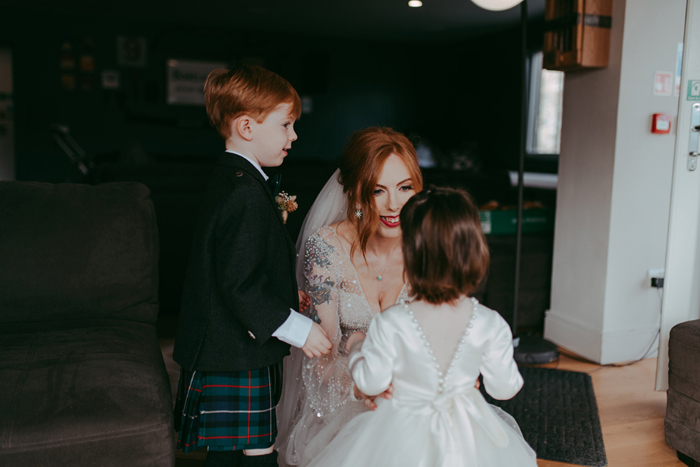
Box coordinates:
[513,334,559,365]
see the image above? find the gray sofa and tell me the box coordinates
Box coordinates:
[665,319,700,466]
[0,181,174,466]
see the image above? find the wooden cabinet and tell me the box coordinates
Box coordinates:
[543,0,612,71]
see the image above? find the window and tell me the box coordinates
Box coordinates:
[527,51,564,155]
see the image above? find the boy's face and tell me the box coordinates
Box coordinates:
[249,102,297,168]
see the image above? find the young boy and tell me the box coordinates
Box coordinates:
[173,64,332,467]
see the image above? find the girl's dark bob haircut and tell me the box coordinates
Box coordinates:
[400,186,489,305]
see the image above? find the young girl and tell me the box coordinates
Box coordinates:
[303,186,538,467]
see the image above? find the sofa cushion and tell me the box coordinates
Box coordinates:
[668,319,700,400]
[666,319,700,463]
[0,320,174,466]
[0,182,159,324]
[666,388,700,462]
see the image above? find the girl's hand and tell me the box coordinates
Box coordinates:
[298,290,310,313]
[354,383,393,411]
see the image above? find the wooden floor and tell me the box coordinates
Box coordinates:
[535,350,684,467]
[160,339,686,467]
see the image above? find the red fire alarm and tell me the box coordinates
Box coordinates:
[652,113,672,134]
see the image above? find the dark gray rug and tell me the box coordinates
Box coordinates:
[481,367,608,467]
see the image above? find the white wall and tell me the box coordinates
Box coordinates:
[0,48,14,181]
[545,0,686,363]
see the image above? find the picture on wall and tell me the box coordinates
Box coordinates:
[166,59,226,106]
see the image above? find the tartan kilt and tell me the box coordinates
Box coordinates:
[174,362,283,453]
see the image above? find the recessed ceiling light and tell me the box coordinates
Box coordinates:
[408,0,423,7]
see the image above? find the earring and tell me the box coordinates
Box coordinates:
[355,204,363,219]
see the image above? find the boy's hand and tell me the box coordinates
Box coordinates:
[298,290,310,313]
[302,322,332,358]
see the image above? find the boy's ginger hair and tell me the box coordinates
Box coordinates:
[204,63,302,140]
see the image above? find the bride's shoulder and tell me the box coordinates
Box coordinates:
[318,220,354,247]
[307,224,340,245]
[329,219,353,238]
[304,225,343,258]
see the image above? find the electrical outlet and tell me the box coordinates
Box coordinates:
[648,268,665,288]
[648,268,665,280]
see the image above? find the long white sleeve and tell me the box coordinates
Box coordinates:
[349,312,396,397]
[479,313,523,400]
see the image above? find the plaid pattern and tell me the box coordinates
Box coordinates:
[175,363,282,453]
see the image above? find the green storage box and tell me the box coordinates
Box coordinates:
[479,208,554,235]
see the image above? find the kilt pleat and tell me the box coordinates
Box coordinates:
[174,363,281,453]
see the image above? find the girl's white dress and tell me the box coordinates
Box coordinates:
[303,299,538,467]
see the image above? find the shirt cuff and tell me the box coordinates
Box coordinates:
[272,309,313,348]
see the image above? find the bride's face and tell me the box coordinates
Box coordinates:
[373,153,416,239]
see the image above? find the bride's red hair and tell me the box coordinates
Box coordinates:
[338,127,423,259]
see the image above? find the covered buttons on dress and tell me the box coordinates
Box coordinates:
[406,297,479,394]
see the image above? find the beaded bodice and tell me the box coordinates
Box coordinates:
[303,226,410,353]
[289,225,411,427]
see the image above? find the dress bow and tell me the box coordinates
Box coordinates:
[396,386,510,466]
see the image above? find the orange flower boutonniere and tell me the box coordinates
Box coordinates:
[275,191,298,224]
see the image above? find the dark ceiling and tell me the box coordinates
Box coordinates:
[1,0,545,43]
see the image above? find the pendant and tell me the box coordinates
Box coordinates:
[376,275,383,281]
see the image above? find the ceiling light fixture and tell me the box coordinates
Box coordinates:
[470,0,523,11]
[408,0,423,7]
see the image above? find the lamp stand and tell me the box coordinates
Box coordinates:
[512,0,559,365]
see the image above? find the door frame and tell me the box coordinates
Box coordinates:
[656,0,700,390]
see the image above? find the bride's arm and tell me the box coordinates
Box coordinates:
[309,283,340,345]
[304,249,341,348]
[302,233,347,385]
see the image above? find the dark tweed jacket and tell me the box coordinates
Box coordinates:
[173,153,300,372]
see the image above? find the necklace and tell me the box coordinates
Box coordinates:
[373,240,401,281]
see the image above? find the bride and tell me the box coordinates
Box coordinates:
[276,127,423,465]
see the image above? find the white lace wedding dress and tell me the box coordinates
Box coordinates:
[303,299,538,467]
[276,225,412,466]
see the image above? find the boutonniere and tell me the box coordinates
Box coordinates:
[275,191,298,224]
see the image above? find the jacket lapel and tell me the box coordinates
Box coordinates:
[217,153,296,259]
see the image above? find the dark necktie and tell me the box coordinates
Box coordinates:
[267,174,282,197]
